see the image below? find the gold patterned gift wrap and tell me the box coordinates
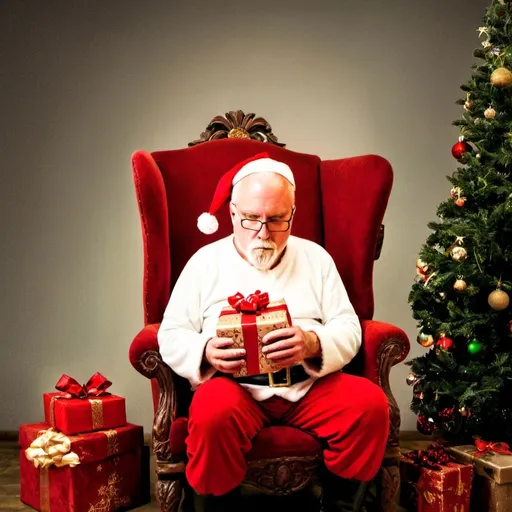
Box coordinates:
[448,445,512,512]
[19,422,146,512]
[43,392,126,435]
[400,456,473,511]
[217,292,292,377]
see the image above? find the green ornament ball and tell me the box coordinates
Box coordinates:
[468,339,483,355]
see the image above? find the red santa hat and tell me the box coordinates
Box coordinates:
[197,152,296,234]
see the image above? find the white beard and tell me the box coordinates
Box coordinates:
[248,240,279,271]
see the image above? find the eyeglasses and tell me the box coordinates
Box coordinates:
[231,203,295,232]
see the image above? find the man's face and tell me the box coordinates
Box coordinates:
[230,173,295,271]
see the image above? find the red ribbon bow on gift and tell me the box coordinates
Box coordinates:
[54,372,112,399]
[404,443,454,470]
[474,437,512,457]
[228,290,270,313]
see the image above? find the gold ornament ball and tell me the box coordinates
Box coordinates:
[484,107,497,119]
[406,373,418,386]
[454,278,467,292]
[459,407,468,417]
[416,258,429,272]
[488,289,510,310]
[490,67,512,88]
[417,331,435,348]
[451,246,468,262]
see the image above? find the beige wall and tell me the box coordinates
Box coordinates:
[0,0,490,433]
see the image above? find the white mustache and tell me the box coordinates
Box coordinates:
[252,241,277,250]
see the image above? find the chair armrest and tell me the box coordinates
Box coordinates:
[360,319,410,384]
[129,323,178,462]
[129,323,161,371]
[360,319,410,457]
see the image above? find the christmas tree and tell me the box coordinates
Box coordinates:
[407,0,512,443]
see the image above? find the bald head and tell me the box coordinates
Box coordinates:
[231,172,295,206]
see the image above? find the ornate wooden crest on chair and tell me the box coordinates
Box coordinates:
[130,110,410,512]
[188,110,286,148]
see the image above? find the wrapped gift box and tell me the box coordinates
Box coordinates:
[217,291,292,377]
[400,455,473,511]
[448,444,512,512]
[19,422,143,512]
[43,392,126,435]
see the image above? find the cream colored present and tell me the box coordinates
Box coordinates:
[448,444,512,512]
[216,292,291,377]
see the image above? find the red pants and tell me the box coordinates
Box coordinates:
[186,372,389,496]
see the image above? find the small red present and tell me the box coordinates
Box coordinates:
[216,290,292,377]
[400,443,473,511]
[43,373,126,435]
[19,422,144,512]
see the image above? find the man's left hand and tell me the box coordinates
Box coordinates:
[261,327,321,368]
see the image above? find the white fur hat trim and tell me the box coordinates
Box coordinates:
[232,158,295,187]
[197,212,219,234]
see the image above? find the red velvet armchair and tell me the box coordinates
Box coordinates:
[129,112,410,512]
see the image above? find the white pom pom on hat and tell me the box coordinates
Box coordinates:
[197,152,295,234]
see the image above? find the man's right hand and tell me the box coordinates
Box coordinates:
[204,337,246,374]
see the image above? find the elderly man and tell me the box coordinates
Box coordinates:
[158,153,389,512]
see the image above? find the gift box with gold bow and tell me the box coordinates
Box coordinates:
[448,439,512,512]
[19,421,144,512]
[43,373,126,435]
[399,443,473,511]
[216,290,291,377]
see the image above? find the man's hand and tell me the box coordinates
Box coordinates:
[261,327,321,368]
[204,337,246,374]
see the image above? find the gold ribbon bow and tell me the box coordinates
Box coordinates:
[25,428,80,469]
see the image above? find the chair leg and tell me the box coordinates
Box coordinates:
[377,460,400,512]
[156,477,182,512]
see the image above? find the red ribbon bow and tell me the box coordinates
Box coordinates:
[228,290,270,313]
[55,372,112,399]
[474,437,512,457]
[404,443,454,470]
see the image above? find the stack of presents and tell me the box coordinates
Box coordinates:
[19,372,147,511]
[400,439,512,511]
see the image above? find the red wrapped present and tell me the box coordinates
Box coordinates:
[43,373,126,435]
[400,443,473,511]
[19,422,144,512]
[216,290,292,377]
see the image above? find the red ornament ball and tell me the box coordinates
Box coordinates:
[451,138,472,161]
[436,335,454,351]
[438,407,455,419]
[417,415,437,435]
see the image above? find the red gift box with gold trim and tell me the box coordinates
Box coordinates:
[42,373,126,435]
[216,291,292,377]
[19,422,143,512]
[43,392,126,435]
[400,455,473,511]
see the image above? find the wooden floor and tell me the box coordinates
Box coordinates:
[1,438,430,511]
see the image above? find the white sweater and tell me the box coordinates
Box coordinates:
[158,235,362,402]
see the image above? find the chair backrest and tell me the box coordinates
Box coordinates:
[132,137,393,325]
